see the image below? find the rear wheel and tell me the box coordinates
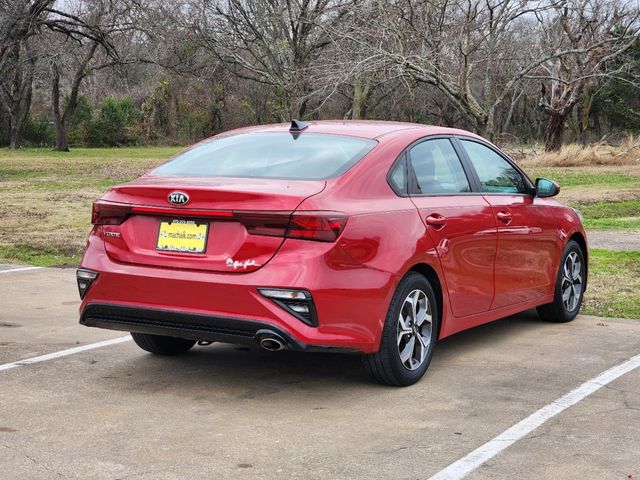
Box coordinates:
[363,272,438,386]
[537,240,585,323]
[131,332,196,355]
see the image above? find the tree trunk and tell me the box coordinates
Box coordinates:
[9,124,21,149]
[2,42,34,149]
[544,114,566,152]
[51,63,69,151]
[51,41,98,151]
[54,122,69,152]
[351,80,371,120]
[166,80,178,141]
[483,108,497,142]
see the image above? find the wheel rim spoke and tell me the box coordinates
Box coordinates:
[397,289,433,371]
[562,251,583,312]
[399,336,415,364]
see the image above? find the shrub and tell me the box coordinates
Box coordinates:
[86,97,141,147]
[23,115,55,147]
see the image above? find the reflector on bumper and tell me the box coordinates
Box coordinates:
[258,288,318,327]
[77,269,98,299]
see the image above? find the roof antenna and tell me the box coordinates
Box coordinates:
[289,119,309,139]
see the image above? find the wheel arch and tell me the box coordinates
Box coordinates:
[569,231,588,291]
[407,263,444,338]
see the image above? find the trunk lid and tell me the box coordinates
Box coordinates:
[99,176,325,273]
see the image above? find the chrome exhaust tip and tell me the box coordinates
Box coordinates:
[256,330,287,351]
[259,337,285,351]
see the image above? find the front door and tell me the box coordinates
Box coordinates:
[458,139,560,309]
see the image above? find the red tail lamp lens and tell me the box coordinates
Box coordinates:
[286,212,348,242]
[91,201,131,225]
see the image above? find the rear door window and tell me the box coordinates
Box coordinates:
[152,132,377,180]
[408,139,471,194]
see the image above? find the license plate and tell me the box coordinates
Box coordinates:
[156,219,208,253]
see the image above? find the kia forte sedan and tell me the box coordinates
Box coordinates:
[77,120,587,386]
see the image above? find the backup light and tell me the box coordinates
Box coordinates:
[77,269,99,299]
[258,289,308,301]
[258,288,318,326]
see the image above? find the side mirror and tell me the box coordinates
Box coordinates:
[535,178,560,198]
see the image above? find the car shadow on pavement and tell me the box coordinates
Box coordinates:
[102,309,552,396]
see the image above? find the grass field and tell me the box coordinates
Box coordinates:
[1,146,638,318]
[0,147,181,267]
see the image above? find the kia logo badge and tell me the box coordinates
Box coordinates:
[168,191,189,206]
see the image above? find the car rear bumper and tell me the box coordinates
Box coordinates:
[80,303,359,353]
[78,231,397,353]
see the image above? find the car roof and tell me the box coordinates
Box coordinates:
[223,120,483,141]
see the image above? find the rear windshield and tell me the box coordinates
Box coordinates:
[152,132,377,180]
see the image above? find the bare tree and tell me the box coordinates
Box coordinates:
[536,0,640,151]
[0,1,53,77]
[47,0,131,151]
[193,0,356,120]
[1,39,34,149]
[330,0,639,149]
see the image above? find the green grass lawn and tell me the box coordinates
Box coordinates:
[583,249,640,319]
[0,147,182,267]
[525,166,640,230]
[1,146,638,318]
[570,199,640,230]
[525,168,640,188]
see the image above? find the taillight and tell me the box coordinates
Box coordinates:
[235,212,290,237]
[91,201,347,242]
[286,212,348,242]
[237,211,347,242]
[91,201,131,225]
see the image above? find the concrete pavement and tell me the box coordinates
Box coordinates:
[0,266,638,479]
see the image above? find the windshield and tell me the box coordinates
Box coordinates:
[152,132,377,180]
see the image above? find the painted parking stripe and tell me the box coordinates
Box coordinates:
[427,352,640,480]
[0,266,43,274]
[0,336,132,373]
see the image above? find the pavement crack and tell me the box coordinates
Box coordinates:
[1,443,69,479]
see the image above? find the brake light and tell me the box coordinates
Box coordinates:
[91,201,348,242]
[236,211,347,242]
[286,212,348,242]
[235,212,290,237]
[91,201,131,225]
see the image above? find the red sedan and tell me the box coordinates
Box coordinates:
[78,120,587,385]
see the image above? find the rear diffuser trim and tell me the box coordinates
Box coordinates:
[80,303,358,354]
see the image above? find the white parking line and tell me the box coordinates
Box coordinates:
[428,353,640,480]
[0,266,43,274]
[0,336,132,373]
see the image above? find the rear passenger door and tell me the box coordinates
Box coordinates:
[457,138,560,309]
[406,137,497,318]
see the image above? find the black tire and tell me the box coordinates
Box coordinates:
[131,332,196,355]
[363,272,439,386]
[537,240,586,323]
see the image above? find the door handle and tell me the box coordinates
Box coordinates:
[426,214,447,229]
[496,211,512,223]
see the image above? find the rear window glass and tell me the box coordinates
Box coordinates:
[152,132,377,180]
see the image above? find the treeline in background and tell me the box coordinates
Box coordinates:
[1,0,639,152]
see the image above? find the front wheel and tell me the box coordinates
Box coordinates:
[363,272,439,386]
[537,240,586,323]
[131,332,196,355]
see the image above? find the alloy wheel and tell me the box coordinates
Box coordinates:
[562,251,583,312]
[397,289,432,371]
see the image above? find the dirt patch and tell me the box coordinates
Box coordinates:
[587,230,640,251]
[559,187,640,205]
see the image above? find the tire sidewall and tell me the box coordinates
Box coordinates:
[554,240,586,322]
[382,273,439,385]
